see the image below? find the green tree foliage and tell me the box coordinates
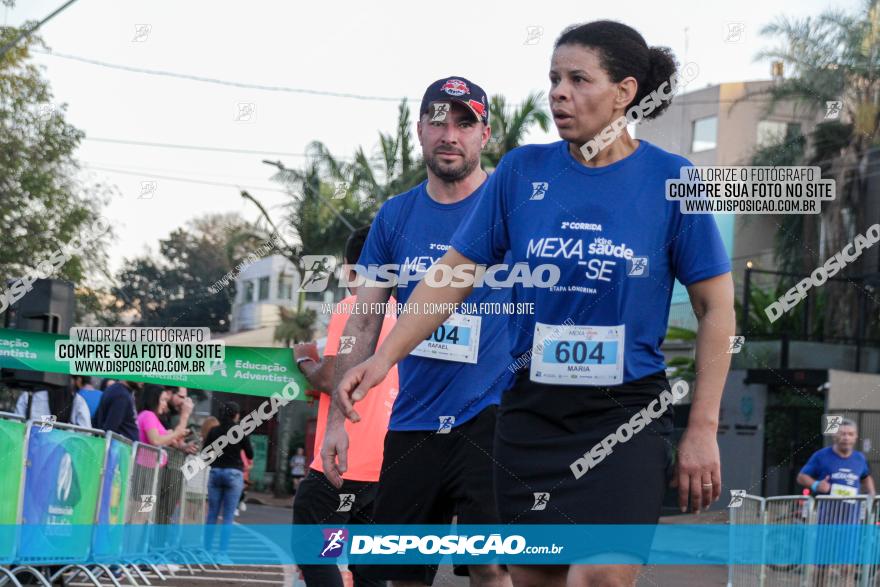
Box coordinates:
[114,213,258,331]
[0,28,112,290]
[752,1,880,339]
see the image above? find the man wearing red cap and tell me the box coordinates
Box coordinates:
[322,77,513,587]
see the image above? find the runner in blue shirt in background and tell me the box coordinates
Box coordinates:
[798,419,875,580]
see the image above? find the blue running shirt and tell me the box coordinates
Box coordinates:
[451,140,731,385]
[358,181,515,431]
[800,446,870,496]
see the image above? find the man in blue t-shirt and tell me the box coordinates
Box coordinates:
[798,419,874,575]
[798,419,875,515]
[321,76,512,587]
[73,375,102,420]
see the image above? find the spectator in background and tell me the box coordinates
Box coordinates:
[73,375,102,420]
[94,380,140,441]
[200,416,219,444]
[162,386,189,429]
[136,385,193,447]
[798,419,874,585]
[798,419,875,499]
[289,447,306,493]
[204,401,253,558]
[14,379,91,428]
[237,450,253,517]
[163,386,199,454]
[99,378,116,392]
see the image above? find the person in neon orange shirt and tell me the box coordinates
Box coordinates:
[292,225,397,587]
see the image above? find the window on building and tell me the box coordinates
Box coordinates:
[691,116,718,152]
[244,280,255,303]
[258,277,270,301]
[757,120,801,148]
[278,272,294,299]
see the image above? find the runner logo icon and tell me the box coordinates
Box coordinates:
[37,414,56,432]
[431,102,450,122]
[336,494,355,512]
[728,336,745,354]
[824,415,843,434]
[338,336,356,355]
[728,489,746,508]
[437,416,455,434]
[531,492,550,510]
[530,182,548,201]
[299,255,335,292]
[320,528,348,558]
[627,257,649,277]
[139,494,156,513]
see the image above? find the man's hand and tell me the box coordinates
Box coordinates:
[183,441,198,455]
[335,354,392,422]
[817,475,831,494]
[294,342,319,363]
[181,397,194,416]
[671,427,722,513]
[320,423,350,488]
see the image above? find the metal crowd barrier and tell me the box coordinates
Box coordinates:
[0,411,213,587]
[149,447,186,573]
[125,442,167,582]
[729,494,880,587]
[178,456,212,570]
[729,495,765,587]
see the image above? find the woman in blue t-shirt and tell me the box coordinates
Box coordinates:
[328,20,735,586]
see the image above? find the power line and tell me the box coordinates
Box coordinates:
[82,164,289,193]
[81,159,281,182]
[35,49,415,103]
[32,50,547,109]
[83,136,350,159]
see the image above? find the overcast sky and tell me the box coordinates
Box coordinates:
[6,0,860,276]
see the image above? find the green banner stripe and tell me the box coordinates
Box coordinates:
[0,329,309,400]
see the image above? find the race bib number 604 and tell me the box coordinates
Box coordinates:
[530,323,625,386]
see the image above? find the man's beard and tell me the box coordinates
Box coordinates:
[425,149,480,182]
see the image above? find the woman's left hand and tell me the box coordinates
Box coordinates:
[671,427,721,513]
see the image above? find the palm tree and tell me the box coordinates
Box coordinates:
[484,92,551,168]
[310,100,426,211]
[245,162,370,497]
[753,0,880,339]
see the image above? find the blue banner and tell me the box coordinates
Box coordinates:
[18,428,105,562]
[92,437,131,559]
[4,524,880,565]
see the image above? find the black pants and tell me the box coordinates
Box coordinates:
[358,405,501,585]
[292,469,385,587]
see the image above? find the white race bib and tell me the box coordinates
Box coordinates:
[530,322,625,385]
[409,313,481,364]
[830,483,858,497]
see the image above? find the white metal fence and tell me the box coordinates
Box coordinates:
[730,494,880,587]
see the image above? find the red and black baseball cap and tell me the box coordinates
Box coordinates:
[420,76,489,124]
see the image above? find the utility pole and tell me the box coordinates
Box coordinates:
[0,0,79,60]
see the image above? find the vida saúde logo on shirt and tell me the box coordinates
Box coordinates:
[320,528,348,558]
